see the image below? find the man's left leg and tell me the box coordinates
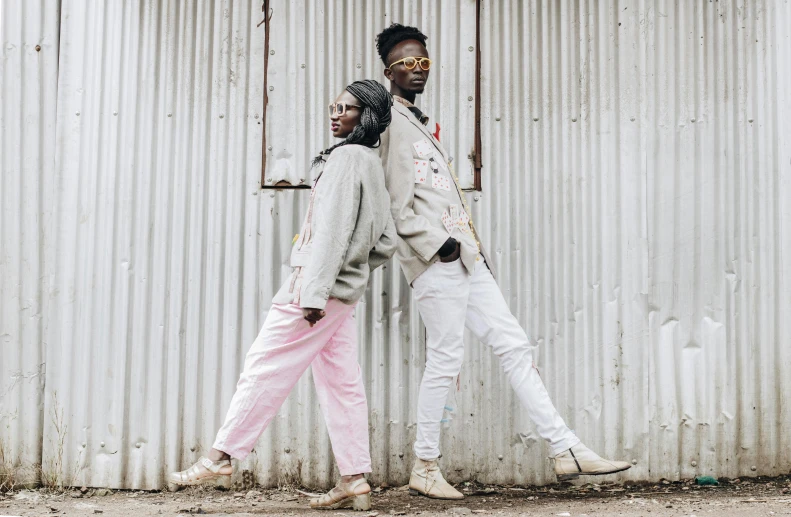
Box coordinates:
[464,260,631,480]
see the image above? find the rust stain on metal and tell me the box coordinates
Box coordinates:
[260,0,272,187]
[473,0,483,191]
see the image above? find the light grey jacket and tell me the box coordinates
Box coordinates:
[378,99,494,285]
[272,145,397,309]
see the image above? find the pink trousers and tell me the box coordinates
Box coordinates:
[213,299,371,475]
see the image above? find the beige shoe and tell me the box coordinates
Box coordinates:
[309,477,371,511]
[167,456,232,491]
[408,458,464,500]
[554,443,632,481]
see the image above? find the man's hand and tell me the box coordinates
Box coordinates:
[438,238,461,263]
[302,307,326,327]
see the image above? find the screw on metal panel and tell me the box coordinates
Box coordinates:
[630,117,635,122]
[468,46,474,51]
[76,112,80,116]
[267,177,273,182]
[190,446,196,452]
[356,64,362,69]
[572,117,577,122]
[35,45,41,51]
[632,459,637,465]
[269,86,274,91]
[473,195,480,202]
[299,179,304,184]
[495,117,501,121]
[691,118,696,122]
[270,193,275,198]
[748,119,754,123]
[167,113,172,117]
[398,453,404,458]
[284,447,291,453]
[267,146,273,151]
[270,49,275,55]
[301,64,306,69]
[82,442,87,448]
[135,442,142,448]
[219,114,224,119]
[113,111,118,116]
[691,460,697,467]
[533,117,539,122]
[498,455,503,460]
[751,466,757,471]
[468,96,473,101]
[100,442,105,448]
[254,114,259,119]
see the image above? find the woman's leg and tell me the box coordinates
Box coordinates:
[212,301,351,459]
[169,300,355,489]
[308,305,372,510]
[310,304,371,477]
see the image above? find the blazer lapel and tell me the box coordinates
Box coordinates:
[393,102,450,162]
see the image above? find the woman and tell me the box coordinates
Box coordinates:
[168,80,396,511]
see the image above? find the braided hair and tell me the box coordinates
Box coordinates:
[312,80,393,166]
[376,23,428,66]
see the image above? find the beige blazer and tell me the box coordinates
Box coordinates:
[378,100,494,285]
[272,145,397,309]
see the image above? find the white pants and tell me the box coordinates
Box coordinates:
[412,257,581,460]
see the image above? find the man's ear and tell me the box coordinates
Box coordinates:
[383,67,393,82]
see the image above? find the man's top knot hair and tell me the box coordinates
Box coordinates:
[375,23,428,66]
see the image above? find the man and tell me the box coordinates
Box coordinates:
[376,23,631,500]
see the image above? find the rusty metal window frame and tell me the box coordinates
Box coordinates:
[260,0,483,191]
[472,0,483,191]
[259,1,310,190]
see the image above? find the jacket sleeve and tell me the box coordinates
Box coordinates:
[299,149,360,310]
[367,213,397,272]
[379,117,449,263]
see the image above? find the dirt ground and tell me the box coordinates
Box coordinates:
[1,476,789,517]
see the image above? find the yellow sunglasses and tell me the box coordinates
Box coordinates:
[387,56,432,71]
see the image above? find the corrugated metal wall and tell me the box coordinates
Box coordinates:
[2,0,789,491]
[478,0,791,483]
[264,0,478,188]
[0,0,59,486]
[40,0,273,490]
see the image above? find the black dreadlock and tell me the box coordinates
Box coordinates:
[375,23,428,66]
[312,79,393,166]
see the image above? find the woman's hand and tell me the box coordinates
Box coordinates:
[302,308,326,327]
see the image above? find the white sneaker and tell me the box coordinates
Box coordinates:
[554,443,632,481]
[408,458,464,500]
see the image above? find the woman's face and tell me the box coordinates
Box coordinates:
[329,90,362,139]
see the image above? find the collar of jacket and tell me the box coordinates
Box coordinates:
[393,95,429,126]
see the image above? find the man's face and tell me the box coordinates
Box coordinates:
[383,39,430,94]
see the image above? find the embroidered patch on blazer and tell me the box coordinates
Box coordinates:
[432,173,451,191]
[441,209,455,234]
[412,139,434,158]
[414,159,429,184]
